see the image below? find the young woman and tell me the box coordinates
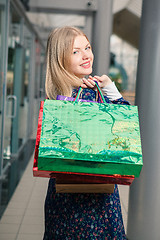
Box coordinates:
[44,26,129,239]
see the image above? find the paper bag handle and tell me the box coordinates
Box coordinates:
[74,81,107,103]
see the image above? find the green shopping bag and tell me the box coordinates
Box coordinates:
[38,83,143,177]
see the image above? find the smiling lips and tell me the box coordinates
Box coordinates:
[80,61,91,68]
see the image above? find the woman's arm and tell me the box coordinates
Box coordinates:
[81,74,129,105]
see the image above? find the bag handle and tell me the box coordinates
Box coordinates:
[74,81,107,103]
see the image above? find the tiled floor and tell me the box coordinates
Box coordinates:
[0,152,129,239]
[0,153,48,240]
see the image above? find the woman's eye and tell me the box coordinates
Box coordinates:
[86,46,91,50]
[73,50,78,54]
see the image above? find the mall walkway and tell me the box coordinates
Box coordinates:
[0,153,48,239]
[0,151,129,240]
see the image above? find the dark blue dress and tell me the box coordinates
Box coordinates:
[43,88,129,240]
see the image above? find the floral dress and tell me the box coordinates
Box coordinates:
[43,88,129,240]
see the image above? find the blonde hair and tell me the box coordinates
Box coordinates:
[45,26,89,99]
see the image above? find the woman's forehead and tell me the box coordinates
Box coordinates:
[73,35,89,48]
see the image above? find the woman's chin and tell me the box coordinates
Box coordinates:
[79,70,93,78]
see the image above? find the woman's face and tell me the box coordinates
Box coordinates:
[69,35,94,78]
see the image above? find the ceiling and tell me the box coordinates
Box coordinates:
[23,0,143,49]
[113,0,142,49]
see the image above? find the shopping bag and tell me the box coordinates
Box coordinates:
[33,82,143,179]
[33,100,134,185]
[56,183,115,193]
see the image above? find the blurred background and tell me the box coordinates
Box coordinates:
[0,0,141,219]
[1,1,160,239]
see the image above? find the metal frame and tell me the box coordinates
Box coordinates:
[29,0,98,14]
[0,0,10,203]
[11,0,45,49]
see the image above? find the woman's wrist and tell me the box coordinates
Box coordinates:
[102,81,122,100]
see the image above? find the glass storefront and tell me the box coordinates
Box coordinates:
[0,0,45,217]
[4,5,24,157]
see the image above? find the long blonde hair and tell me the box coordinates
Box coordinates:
[45,26,89,99]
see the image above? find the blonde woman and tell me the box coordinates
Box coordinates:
[44,26,128,239]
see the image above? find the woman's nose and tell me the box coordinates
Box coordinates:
[82,50,89,59]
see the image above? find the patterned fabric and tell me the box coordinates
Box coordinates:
[43,88,129,240]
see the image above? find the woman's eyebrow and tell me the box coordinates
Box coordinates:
[73,43,90,49]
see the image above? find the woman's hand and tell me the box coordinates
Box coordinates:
[91,75,112,88]
[81,77,96,89]
[81,75,112,89]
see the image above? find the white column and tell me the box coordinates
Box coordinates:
[92,0,113,75]
[127,0,160,239]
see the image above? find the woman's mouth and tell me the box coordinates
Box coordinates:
[80,61,91,69]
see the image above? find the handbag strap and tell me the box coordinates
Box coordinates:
[74,81,107,104]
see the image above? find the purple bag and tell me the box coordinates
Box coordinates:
[56,95,96,102]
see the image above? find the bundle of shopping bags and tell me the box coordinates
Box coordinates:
[33,83,143,193]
